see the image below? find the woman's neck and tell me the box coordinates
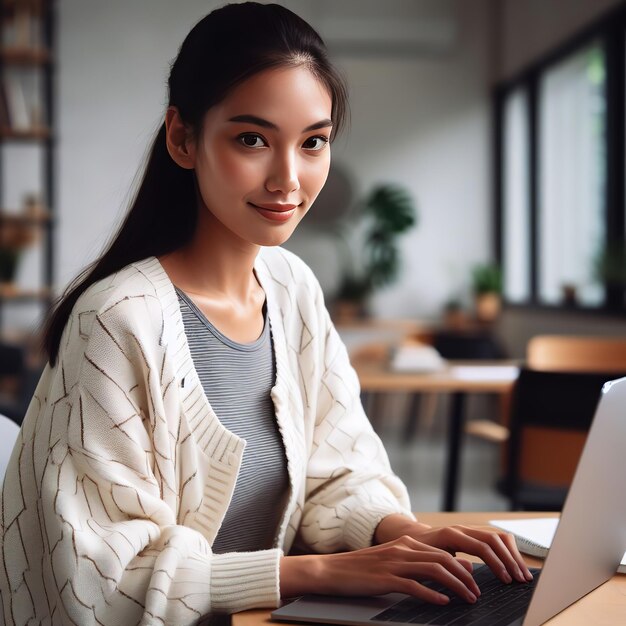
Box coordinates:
[161,206,262,305]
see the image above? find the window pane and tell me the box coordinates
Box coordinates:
[503,88,531,302]
[538,43,606,307]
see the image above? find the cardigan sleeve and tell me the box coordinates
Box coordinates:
[296,275,416,554]
[0,296,281,626]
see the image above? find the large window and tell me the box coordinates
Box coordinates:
[538,43,606,307]
[496,8,625,314]
[502,88,531,303]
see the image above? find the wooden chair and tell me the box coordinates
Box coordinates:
[519,335,626,504]
[467,335,626,508]
[502,367,624,510]
[527,335,626,372]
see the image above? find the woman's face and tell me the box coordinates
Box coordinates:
[191,65,333,247]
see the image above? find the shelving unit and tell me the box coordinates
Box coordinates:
[0,0,55,345]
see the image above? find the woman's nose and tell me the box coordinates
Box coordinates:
[265,151,300,194]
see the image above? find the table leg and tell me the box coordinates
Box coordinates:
[442,392,466,511]
[402,393,421,443]
[361,391,380,433]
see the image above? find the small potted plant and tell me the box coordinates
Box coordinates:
[443,298,467,329]
[471,263,502,322]
[0,194,43,293]
[333,183,417,320]
[594,243,626,288]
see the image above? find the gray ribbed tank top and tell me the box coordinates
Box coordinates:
[175,288,289,554]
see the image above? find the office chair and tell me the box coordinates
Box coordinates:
[502,367,625,511]
[432,329,505,360]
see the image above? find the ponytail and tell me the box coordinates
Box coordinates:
[42,123,198,366]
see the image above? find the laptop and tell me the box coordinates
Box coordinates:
[272,376,626,626]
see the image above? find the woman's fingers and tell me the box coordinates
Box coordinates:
[391,544,481,599]
[395,560,479,603]
[393,577,451,605]
[449,526,533,582]
[456,556,475,575]
[424,526,533,583]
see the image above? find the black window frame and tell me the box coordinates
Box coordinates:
[495,3,626,316]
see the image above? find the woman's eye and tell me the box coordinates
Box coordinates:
[303,136,329,151]
[238,133,267,148]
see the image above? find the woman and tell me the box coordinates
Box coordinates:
[0,3,531,624]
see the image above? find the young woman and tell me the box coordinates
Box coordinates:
[0,3,531,624]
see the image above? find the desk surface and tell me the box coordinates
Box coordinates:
[232,511,626,626]
[352,359,519,393]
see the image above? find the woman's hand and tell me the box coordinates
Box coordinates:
[374,514,534,585]
[280,536,481,604]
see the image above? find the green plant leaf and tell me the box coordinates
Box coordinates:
[364,185,416,233]
[471,263,502,294]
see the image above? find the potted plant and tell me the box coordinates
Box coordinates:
[443,298,467,329]
[594,242,626,287]
[0,194,43,292]
[471,263,502,322]
[333,184,417,320]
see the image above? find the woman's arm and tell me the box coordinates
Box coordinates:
[279,537,480,605]
[279,515,533,605]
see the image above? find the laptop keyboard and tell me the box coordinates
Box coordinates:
[372,564,541,625]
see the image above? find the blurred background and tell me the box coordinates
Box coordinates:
[2,0,626,511]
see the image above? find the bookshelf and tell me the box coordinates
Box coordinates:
[0,0,55,346]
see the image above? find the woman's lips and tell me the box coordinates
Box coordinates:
[250,202,299,222]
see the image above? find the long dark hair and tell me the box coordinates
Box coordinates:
[42,2,349,367]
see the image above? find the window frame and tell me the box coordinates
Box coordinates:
[495,4,626,315]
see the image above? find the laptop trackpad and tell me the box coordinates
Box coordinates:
[272,592,406,623]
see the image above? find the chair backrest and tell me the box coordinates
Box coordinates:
[518,335,626,500]
[0,413,20,481]
[527,335,626,372]
[0,342,25,377]
[505,367,625,509]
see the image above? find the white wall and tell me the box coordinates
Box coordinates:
[56,0,226,289]
[46,0,493,326]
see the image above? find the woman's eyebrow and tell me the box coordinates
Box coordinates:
[228,114,333,132]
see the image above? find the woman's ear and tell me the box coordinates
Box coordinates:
[165,106,195,169]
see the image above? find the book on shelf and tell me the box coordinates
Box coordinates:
[2,2,43,51]
[490,518,626,574]
[3,72,29,129]
[1,68,44,131]
[0,83,10,128]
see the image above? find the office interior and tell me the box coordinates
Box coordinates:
[1,0,626,514]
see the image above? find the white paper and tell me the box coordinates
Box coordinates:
[450,366,519,381]
[490,518,559,549]
[390,345,446,373]
[490,518,626,567]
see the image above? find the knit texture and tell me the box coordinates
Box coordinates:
[0,247,414,625]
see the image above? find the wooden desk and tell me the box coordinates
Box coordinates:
[233,511,626,626]
[352,355,518,511]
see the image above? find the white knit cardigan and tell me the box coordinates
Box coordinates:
[0,248,414,625]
